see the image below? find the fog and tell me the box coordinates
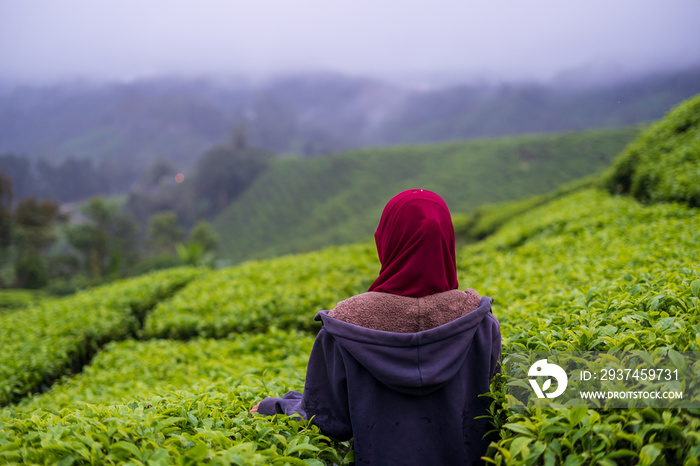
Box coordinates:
[2,0,700,86]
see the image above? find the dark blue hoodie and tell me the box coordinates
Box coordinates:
[258,296,501,465]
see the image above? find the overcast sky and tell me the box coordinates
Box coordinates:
[1,0,700,85]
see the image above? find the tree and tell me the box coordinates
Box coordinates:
[65,197,138,281]
[36,156,104,202]
[188,220,218,254]
[193,144,272,216]
[0,153,33,200]
[13,198,62,288]
[0,172,13,286]
[0,171,13,251]
[176,220,219,267]
[147,211,182,254]
[14,198,61,250]
[140,159,177,189]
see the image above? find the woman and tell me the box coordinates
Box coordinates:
[252,189,501,465]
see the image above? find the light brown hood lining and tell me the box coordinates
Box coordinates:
[328,289,481,333]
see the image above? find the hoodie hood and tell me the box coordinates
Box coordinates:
[315,296,495,396]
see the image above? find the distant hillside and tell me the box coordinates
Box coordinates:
[373,65,700,144]
[0,78,237,169]
[1,66,699,195]
[603,92,700,206]
[213,126,639,263]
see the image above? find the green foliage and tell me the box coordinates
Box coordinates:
[128,252,184,276]
[13,198,61,250]
[13,253,48,289]
[457,189,699,465]
[0,332,349,465]
[214,127,639,263]
[193,144,273,217]
[65,196,139,281]
[175,220,220,267]
[0,387,348,465]
[603,93,700,206]
[147,187,698,465]
[485,406,699,466]
[0,289,44,312]
[461,189,699,353]
[189,220,219,254]
[0,171,13,252]
[1,182,698,464]
[143,244,378,338]
[453,175,597,243]
[0,267,203,407]
[9,197,63,288]
[148,211,182,254]
[16,330,313,410]
[176,241,206,267]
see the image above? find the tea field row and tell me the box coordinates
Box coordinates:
[142,244,378,339]
[454,189,699,465]
[1,188,698,464]
[0,332,348,465]
[0,267,204,407]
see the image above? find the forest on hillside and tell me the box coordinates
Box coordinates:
[2,65,700,198]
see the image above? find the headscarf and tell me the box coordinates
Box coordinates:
[368,189,458,297]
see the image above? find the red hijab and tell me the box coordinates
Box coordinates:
[368,189,458,297]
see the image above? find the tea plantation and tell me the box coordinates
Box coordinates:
[214,126,639,263]
[1,97,698,464]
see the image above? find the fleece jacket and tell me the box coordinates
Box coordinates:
[257,291,501,466]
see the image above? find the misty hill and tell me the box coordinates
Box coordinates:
[1,66,699,194]
[374,66,700,143]
[213,126,639,263]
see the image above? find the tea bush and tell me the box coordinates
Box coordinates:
[0,289,45,312]
[142,244,378,339]
[13,330,313,410]
[0,267,203,407]
[0,331,350,465]
[603,92,700,206]
[1,185,698,464]
[453,175,597,243]
[0,389,351,465]
[456,189,700,465]
[459,189,699,352]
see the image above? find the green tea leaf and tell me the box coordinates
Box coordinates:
[691,280,700,297]
[568,407,587,426]
[503,423,533,436]
[638,443,662,466]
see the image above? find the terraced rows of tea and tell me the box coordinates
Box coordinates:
[1,186,697,465]
[2,95,699,465]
